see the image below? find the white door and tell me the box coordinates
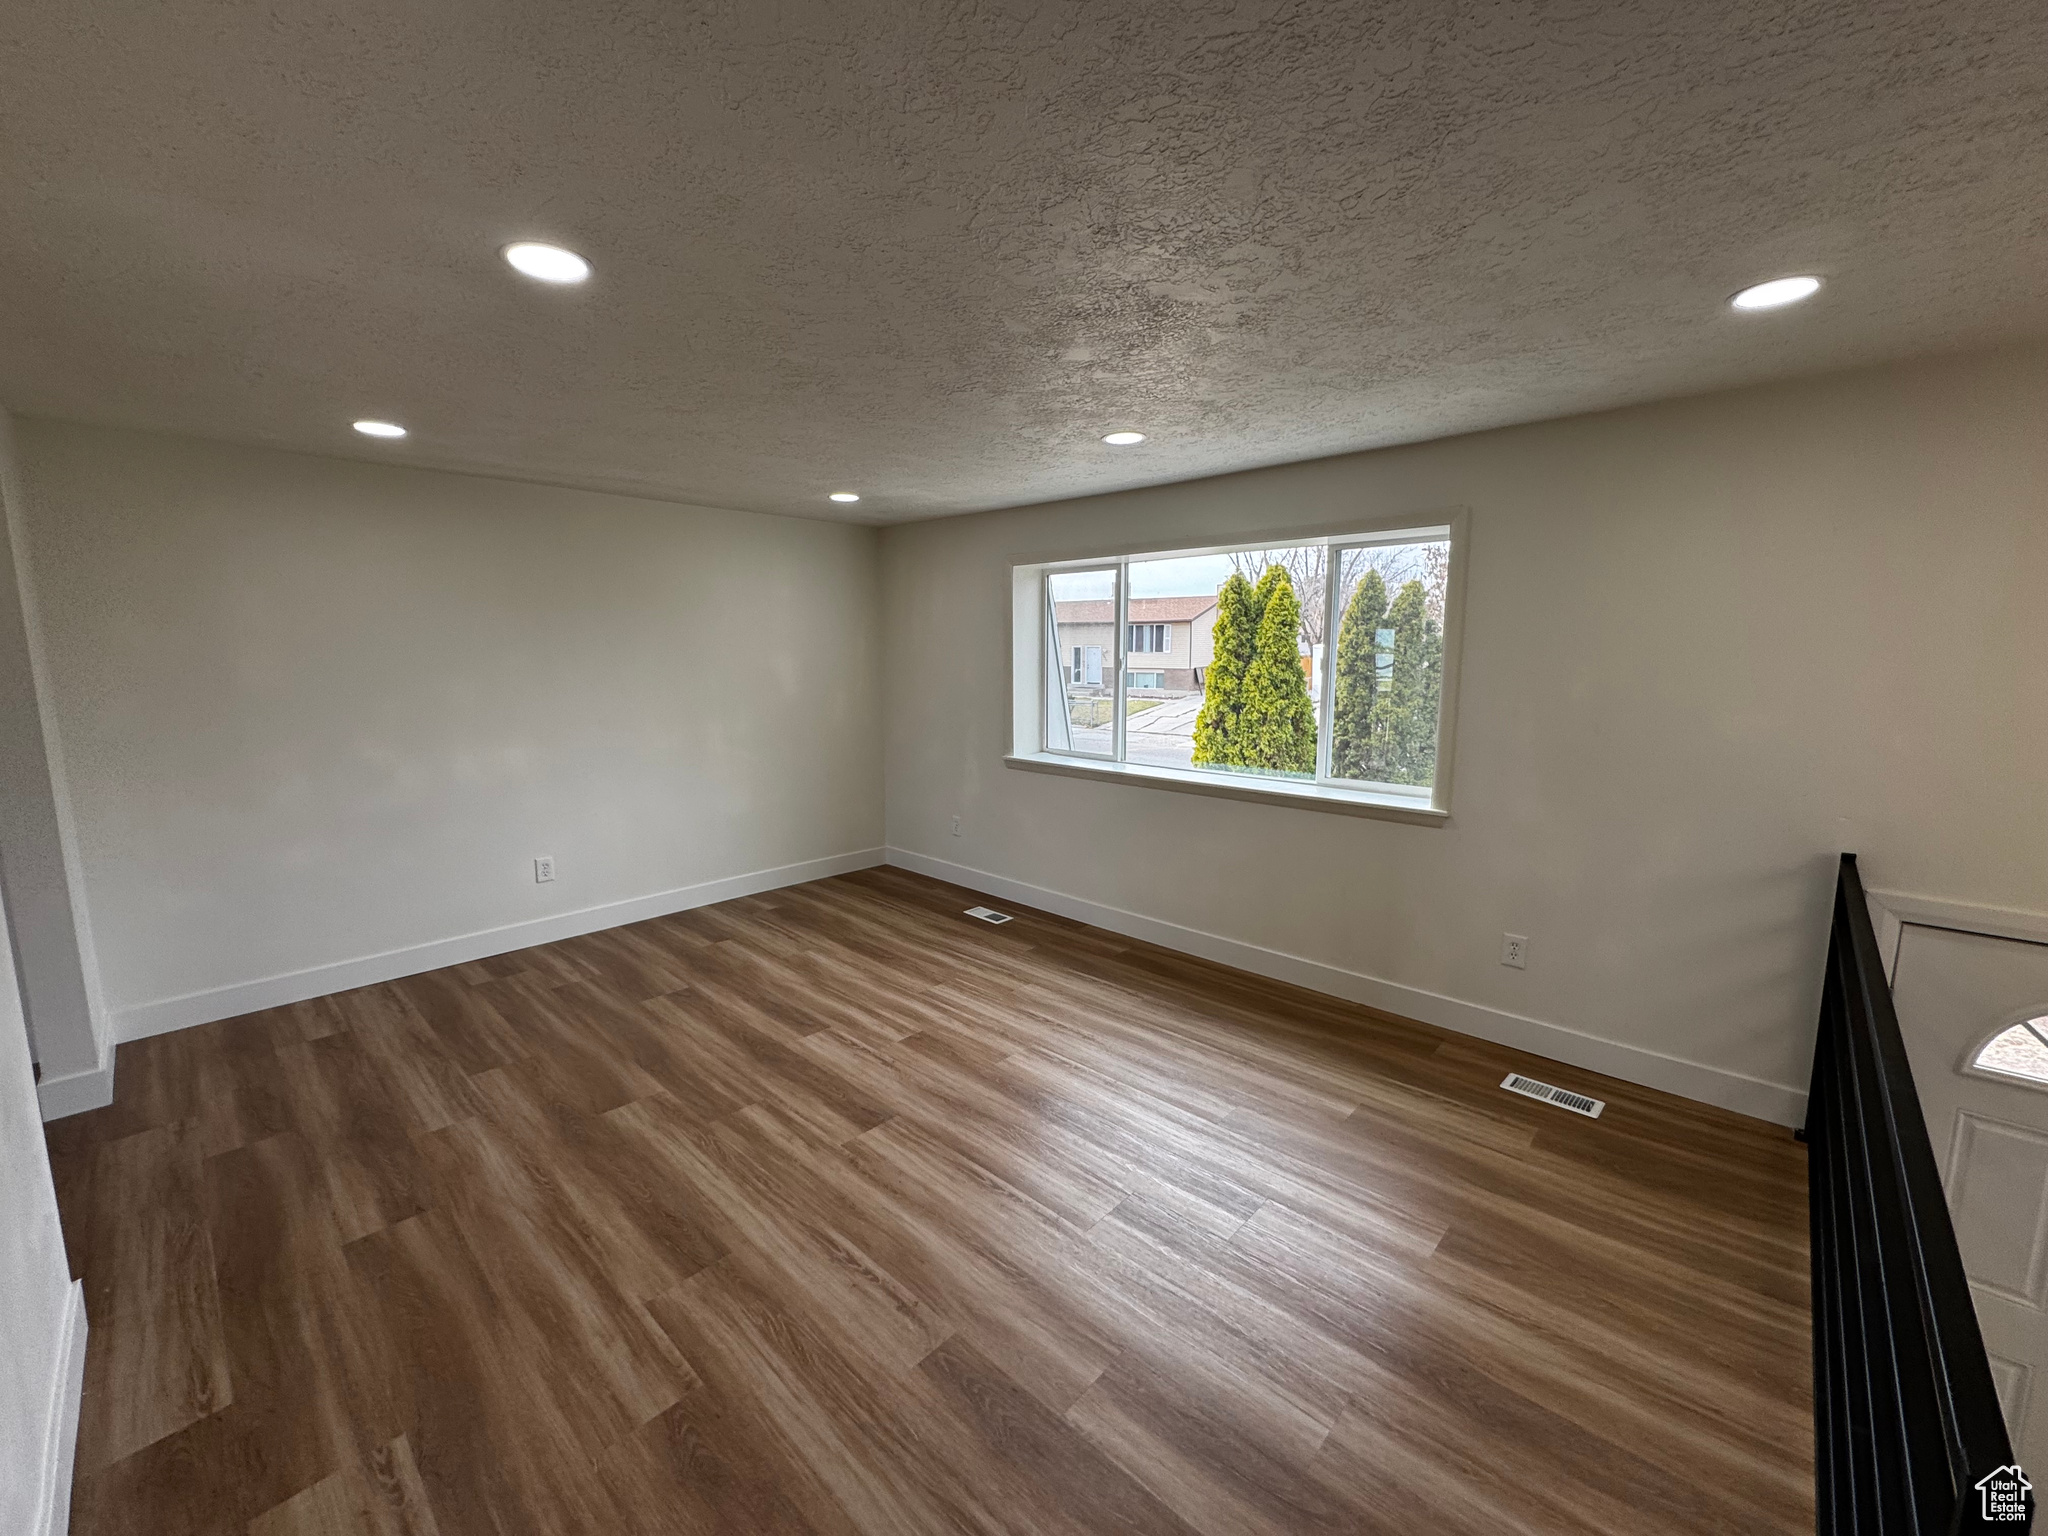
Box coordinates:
[1891,922,2048,1484]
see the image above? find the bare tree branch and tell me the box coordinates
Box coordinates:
[1228,547,1328,648]
[1228,538,1450,650]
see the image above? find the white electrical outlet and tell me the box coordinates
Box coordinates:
[534,856,556,883]
[1501,933,1528,969]
[951,816,962,837]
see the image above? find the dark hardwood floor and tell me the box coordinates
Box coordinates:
[45,866,1813,1535]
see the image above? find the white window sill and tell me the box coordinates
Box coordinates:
[1003,753,1449,824]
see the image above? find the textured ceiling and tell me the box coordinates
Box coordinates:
[2,1,2044,523]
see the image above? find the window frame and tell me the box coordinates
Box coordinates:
[1042,561,1125,763]
[1011,509,1468,823]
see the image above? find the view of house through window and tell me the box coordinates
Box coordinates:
[1041,529,1453,798]
[1044,566,1119,757]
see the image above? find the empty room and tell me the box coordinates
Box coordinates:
[2,3,2043,1533]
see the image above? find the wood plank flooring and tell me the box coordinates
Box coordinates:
[46,866,1814,1534]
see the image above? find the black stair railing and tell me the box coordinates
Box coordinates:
[1806,852,2032,1533]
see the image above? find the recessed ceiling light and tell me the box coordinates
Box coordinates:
[829,492,861,503]
[1102,431,1146,446]
[1730,276,1821,311]
[352,419,407,439]
[502,242,592,284]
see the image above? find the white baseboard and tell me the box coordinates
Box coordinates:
[885,846,1807,1127]
[37,1058,113,1122]
[111,848,887,1045]
[35,1281,86,1536]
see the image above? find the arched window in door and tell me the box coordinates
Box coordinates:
[1972,1016,2048,1086]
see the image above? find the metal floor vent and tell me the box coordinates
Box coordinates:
[964,906,1014,925]
[1500,1072,1605,1118]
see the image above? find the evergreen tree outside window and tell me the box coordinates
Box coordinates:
[1329,565,1387,781]
[1192,571,1258,768]
[1234,566,1317,776]
[1326,543,1448,789]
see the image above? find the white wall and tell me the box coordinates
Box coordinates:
[0,875,87,1536]
[880,346,2048,1123]
[14,422,883,1036]
[17,349,2048,1123]
[0,414,110,1113]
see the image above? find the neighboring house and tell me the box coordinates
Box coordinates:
[1053,595,1218,693]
